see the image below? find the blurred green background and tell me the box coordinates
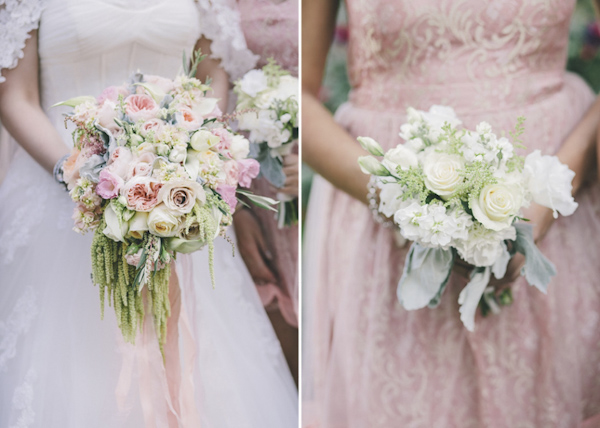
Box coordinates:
[301,1,600,214]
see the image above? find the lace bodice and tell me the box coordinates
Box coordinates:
[238,0,298,75]
[346,0,576,114]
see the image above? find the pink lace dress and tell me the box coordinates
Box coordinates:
[304,1,600,427]
[239,0,299,327]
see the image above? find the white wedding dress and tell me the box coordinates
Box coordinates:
[0,0,297,427]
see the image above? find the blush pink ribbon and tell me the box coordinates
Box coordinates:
[115,256,201,427]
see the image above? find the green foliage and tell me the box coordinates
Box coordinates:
[509,116,527,149]
[395,167,430,203]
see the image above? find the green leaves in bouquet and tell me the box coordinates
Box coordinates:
[512,223,556,293]
[183,49,208,79]
[236,189,278,212]
[251,143,287,188]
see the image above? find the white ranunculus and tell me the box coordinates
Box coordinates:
[274,75,299,101]
[148,204,181,237]
[190,130,220,152]
[230,134,251,160]
[523,150,578,218]
[381,144,419,174]
[128,211,149,240]
[422,152,464,198]
[239,69,268,98]
[471,183,522,231]
[455,224,516,267]
[103,203,129,242]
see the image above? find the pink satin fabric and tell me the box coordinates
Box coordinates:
[239,0,299,326]
[116,258,201,427]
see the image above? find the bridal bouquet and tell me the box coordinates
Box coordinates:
[234,60,299,227]
[56,53,271,348]
[358,106,578,331]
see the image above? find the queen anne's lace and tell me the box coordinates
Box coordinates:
[0,0,46,83]
[195,0,258,81]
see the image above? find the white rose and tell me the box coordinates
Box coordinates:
[158,180,205,214]
[230,134,250,160]
[422,152,464,198]
[523,150,578,218]
[470,184,522,231]
[190,130,220,152]
[148,204,181,237]
[127,211,149,240]
[239,69,268,98]
[103,203,129,242]
[381,144,419,174]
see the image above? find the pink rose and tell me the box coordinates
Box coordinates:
[140,118,164,137]
[97,85,129,105]
[127,152,156,179]
[175,107,202,131]
[125,94,160,123]
[106,147,133,179]
[144,75,175,93]
[216,184,237,212]
[122,176,163,212]
[237,159,260,188]
[96,169,124,199]
[223,161,239,187]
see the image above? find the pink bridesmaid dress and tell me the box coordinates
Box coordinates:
[304,0,600,427]
[238,0,299,327]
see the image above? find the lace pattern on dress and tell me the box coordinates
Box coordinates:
[195,0,258,80]
[9,369,37,428]
[0,0,46,83]
[0,288,38,371]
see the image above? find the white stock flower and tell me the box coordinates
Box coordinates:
[523,150,578,218]
[471,183,522,231]
[422,152,464,199]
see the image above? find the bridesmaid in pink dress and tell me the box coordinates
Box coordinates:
[303,0,600,427]
[234,0,299,381]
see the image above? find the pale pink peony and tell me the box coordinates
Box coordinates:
[106,147,133,179]
[127,152,156,179]
[97,85,129,104]
[144,75,175,93]
[125,94,160,123]
[223,161,239,187]
[122,176,163,212]
[237,159,260,188]
[96,169,124,199]
[176,107,203,131]
[216,184,237,212]
[140,118,165,137]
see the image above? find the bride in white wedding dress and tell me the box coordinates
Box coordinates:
[0,0,298,427]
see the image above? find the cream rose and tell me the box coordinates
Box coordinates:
[423,152,464,198]
[127,211,149,240]
[148,204,181,237]
[158,180,205,214]
[470,184,522,231]
[382,144,418,174]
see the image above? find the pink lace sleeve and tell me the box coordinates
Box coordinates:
[0,0,46,83]
[195,0,258,81]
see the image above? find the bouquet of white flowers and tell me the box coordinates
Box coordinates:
[234,60,299,227]
[359,105,578,331]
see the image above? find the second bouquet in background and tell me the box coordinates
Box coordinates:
[359,106,578,331]
[234,60,299,227]
[56,53,273,349]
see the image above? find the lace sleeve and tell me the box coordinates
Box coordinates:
[195,0,258,81]
[0,0,45,83]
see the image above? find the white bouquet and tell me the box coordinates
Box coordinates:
[359,106,578,331]
[234,60,299,227]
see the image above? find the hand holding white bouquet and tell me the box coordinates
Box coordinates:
[359,106,578,331]
[234,59,299,227]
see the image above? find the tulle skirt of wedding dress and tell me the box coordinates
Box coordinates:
[0,146,298,427]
